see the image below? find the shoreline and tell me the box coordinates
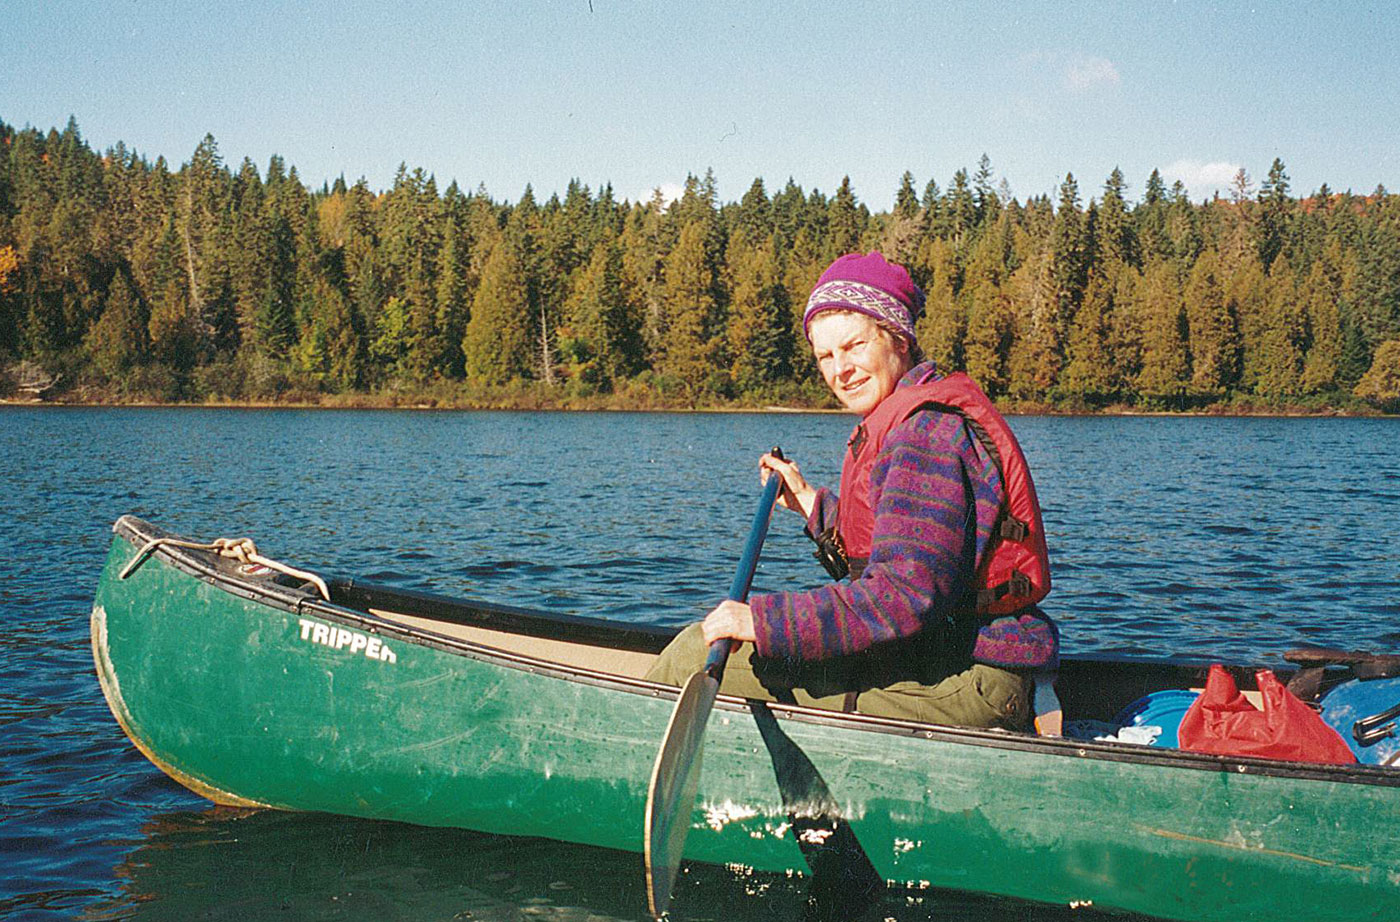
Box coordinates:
[1,394,1389,418]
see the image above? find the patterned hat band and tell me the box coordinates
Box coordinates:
[803,279,919,343]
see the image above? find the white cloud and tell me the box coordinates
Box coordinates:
[1161,159,1242,200]
[1065,55,1120,91]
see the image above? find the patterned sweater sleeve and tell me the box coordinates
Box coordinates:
[802,487,840,540]
[749,411,992,660]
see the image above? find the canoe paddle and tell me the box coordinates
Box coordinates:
[644,448,785,919]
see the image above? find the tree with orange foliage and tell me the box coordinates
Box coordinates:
[0,245,18,293]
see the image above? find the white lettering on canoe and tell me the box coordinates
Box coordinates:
[298,618,396,664]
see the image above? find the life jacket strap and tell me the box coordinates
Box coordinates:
[976,570,1032,613]
[999,516,1029,541]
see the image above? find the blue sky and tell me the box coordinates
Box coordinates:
[6,1,1398,210]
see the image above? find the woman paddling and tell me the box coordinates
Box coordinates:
[647,251,1058,730]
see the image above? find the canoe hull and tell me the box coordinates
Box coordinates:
[93,518,1400,921]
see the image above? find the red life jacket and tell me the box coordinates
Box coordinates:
[835,370,1051,615]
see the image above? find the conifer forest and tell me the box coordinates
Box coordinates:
[3,117,1399,411]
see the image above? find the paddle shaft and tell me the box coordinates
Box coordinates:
[703,448,784,680]
[644,447,784,919]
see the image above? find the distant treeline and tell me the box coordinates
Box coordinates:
[2,116,1399,410]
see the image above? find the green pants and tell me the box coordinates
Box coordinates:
[645,623,1031,731]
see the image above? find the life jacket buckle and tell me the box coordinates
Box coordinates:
[999,517,1029,541]
[975,570,1032,613]
[813,527,850,581]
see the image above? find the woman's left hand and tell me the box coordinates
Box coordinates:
[702,600,756,645]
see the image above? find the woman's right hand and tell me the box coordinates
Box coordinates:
[760,452,817,519]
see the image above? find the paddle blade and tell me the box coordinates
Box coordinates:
[644,670,720,918]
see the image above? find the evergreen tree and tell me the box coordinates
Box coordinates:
[1006,250,1061,399]
[770,178,806,252]
[228,157,267,346]
[85,269,148,380]
[1254,256,1303,398]
[400,248,442,382]
[369,295,411,380]
[1107,266,1143,390]
[1257,157,1292,270]
[1354,337,1400,409]
[1225,253,1268,392]
[1144,169,1166,206]
[1134,261,1189,402]
[511,187,553,381]
[894,171,920,219]
[655,221,716,393]
[567,239,642,385]
[620,193,669,369]
[463,236,534,386]
[1338,315,1372,392]
[920,178,943,238]
[294,276,363,391]
[147,276,196,374]
[945,168,976,251]
[1219,168,1258,273]
[1166,182,1203,263]
[537,181,594,383]
[783,224,828,382]
[1137,169,1171,262]
[1183,249,1239,394]
[881,203,923,270]
[178,134,233,357]
[962,279,1014,397]
[1299,260,1342,394]
[1050,173,1086,346]
[434,221,470,377]
[1098,167,1136,269]
[828,176,863,257]
[256,213,297,358]
[735,178,772,242]
[913,238,962,373]
[973,154,1001,228]
[1351,201,1400,350]
[1060,269,1116,401]
[726,232,793,394]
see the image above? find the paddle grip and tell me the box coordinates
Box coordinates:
[705,447,785,680]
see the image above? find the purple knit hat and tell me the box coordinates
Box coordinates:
[802,252,925,343]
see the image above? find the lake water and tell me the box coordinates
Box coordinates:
[2,407,1397,921]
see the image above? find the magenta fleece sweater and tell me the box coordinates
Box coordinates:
[748,365,1005,661]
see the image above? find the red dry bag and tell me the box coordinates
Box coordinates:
[1177,665,1356,765]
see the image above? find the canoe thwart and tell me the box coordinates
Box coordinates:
[1284,647,1400,679]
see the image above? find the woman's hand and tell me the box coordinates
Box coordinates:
[760,452,817,519]
[702,600,756,645]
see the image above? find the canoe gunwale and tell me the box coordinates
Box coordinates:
[106,514,1400,789]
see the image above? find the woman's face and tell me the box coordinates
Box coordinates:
[808,310,912,415]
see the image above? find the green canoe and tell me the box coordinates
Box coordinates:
[92,515,1400,921]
